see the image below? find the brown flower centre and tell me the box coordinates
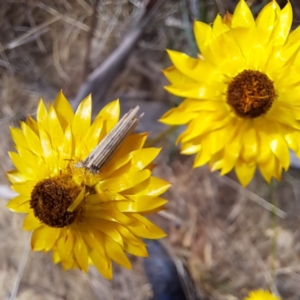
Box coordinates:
[30,175,82,228]
[226,70,276,118]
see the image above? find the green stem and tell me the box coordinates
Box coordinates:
[145,126,178,147]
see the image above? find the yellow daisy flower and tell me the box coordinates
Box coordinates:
[244,289,280,300]
[7,92,169,279]
[160,0,300,186]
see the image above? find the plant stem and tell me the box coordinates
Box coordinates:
[269,179,277,290]
[145,126,178,147]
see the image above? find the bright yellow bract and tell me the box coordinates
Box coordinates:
[160,0,300,186]
[7,91,169,279]
[244,289,280,300]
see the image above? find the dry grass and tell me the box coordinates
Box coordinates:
[1,0,300,299]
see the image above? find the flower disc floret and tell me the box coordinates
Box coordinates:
[227,70,276,118]
[30,175,82,228]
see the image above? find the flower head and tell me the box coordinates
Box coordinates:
[244,289,280,300]
[7,92,169,279]
[160,0,300,186]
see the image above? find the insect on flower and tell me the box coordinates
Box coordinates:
[7,92,170,279]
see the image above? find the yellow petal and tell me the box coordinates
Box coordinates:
[80,117,104,156]
[23,213,41,230]
[235,160,256,187]
[10,127,29,149]
[231,0,255,29]
[16,146,46,178]
[124,241,148,257]
[58,229,75,257]
[21,122,43,157]
[117,225,145,245]
[271,1,293,48]
[240,126,258,163]
[166,50,222,83]
[163,66,197,85]
[72,94,92,149]
[100,133,150,178]
[86,191,125,204]
[11,181,36,196]
[81,230,103,251]
[90,249,112,279]
[164,83,220,100]
[27,116,39,135]
[43,227,60,251]
[85,219,124,246]
[83,207,132,225]
[221,120,245,175]
[48,105,65,151]
[181,142,201,155]
[104,237,131,269]
[52,250,61,264]
[62,125,73,158]
[67,186,85,212]
[112,195,167,213]
[213,14,229,36]
[266,104,300,129]
[96,170,151,193]
[258,154,281,182]
[193,140,211,168]
[36,99,49,130]
[8,152,36,179]
[179,111,230,143]
[194,21,213,54]
[124,176,171,196]
[6,195,30,213]
[54,91,74,128]
[256,1,279,46]
[56,230,76,269]
[129,148,161,170]
[128,214,167,239]
[160,106,197,125]
[73,234,89,272]
[31,227,47,251]
[6,170,28,183]
[95,99,120,134]
[278,85,300,104]
[38,125,56,170]
[209,150,224,171]
[285,130,300,156]
[256,120,290,170]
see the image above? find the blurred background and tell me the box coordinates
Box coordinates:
[1,0,300,299]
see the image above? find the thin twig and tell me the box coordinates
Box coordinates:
[36,3,100,34]
[9,234,31,300]
[72,0,165,108]
[214,0,225,17]
[0,184,17,199]
[159,239,198,300]
[145,125,178,147]
[216,175,287,218]
[83,0,100,79]
[270,179,278,294]
[0,16,60,54]
[24,1,46,53]
[158,210,183,225]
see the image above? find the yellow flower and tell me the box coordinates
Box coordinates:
[244,289,280,300]
[7,92,169,279]
[160,0,300,186]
